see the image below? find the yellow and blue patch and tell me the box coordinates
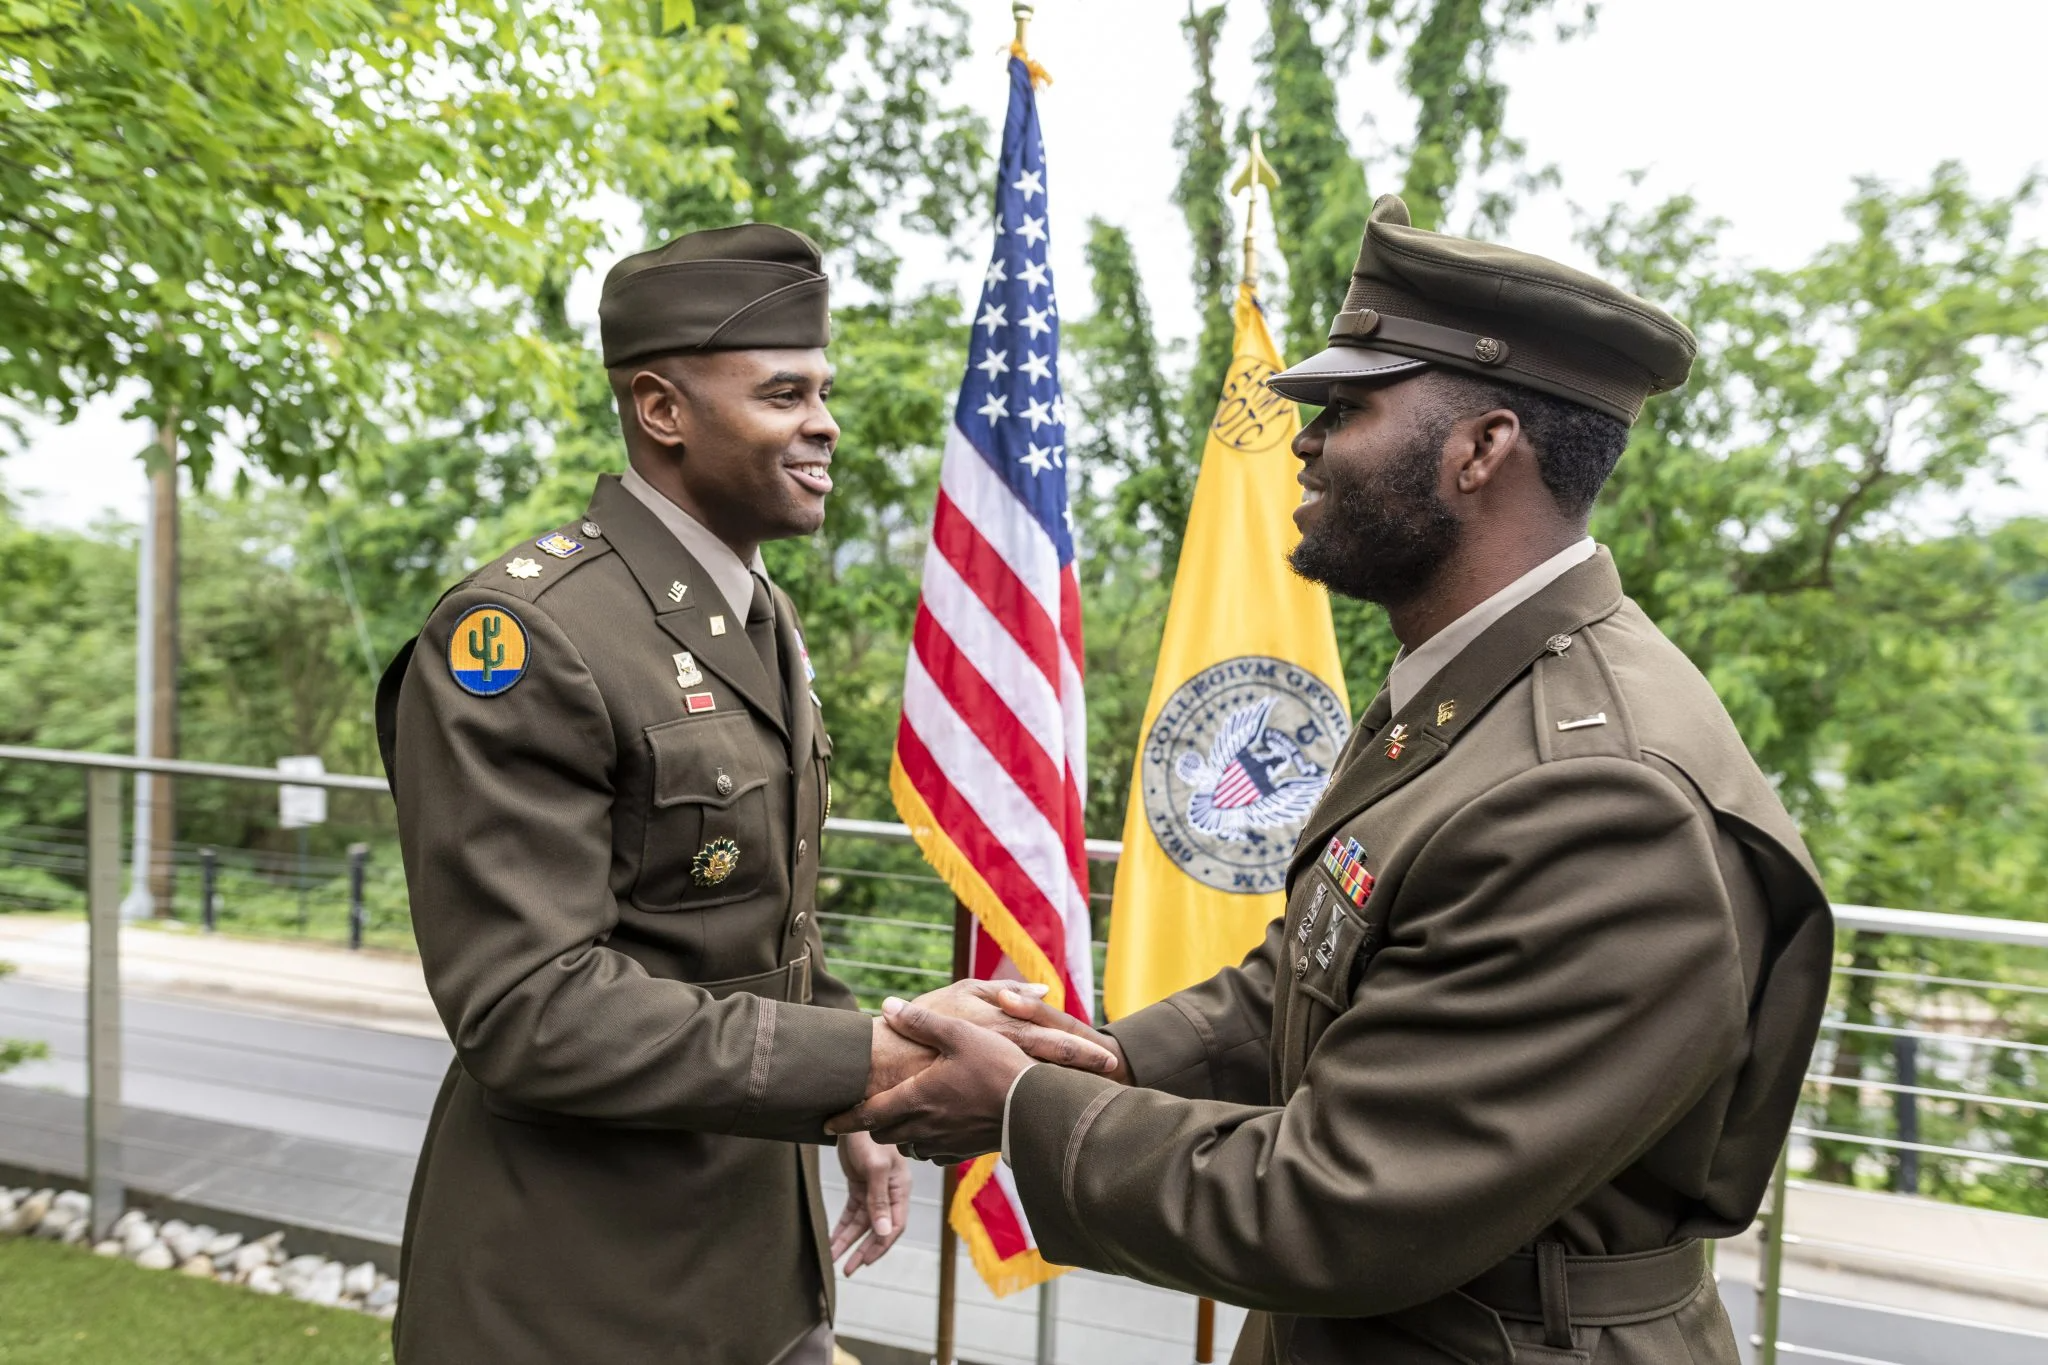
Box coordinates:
[535,532,584,560]
[447,605,530,697]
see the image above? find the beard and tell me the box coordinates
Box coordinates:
[1288,417,1462,606]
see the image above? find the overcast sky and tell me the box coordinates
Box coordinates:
[8,0,2045,528]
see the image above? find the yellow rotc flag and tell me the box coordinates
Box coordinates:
[1103,282,1353,1019]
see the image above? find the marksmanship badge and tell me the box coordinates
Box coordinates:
[1140,655,1349,894]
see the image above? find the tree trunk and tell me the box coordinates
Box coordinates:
[146,449,179,914]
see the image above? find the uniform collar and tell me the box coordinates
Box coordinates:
[619,463,768,622]
[1385,537,1596,716]
[1293,547,1625,870]
[587,475,790,738]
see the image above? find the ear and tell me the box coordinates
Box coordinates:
[630,368,691,450]
[1452,409,1522,495]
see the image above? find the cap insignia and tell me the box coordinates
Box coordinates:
[1473,337,1506,364]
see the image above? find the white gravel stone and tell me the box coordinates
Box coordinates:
[230,1242,271,1276]
[246,1264,284,1295]
[254,1230,287,1263]
[59,1216,89,1245]
[53,1190,91,1216]
[134,1242,175,1271]
[8,1190,52,1235]
[343,1261,378,1297]
[204,1230,243,1258]
[179,1254,216,1278]
[0,1192,16,1227]
[365,1279,399,1311]
[164,1226,205,1262]
[297,1260,345,1307]
[31,1209,74,1240]
[93,1239,123,1257]
[122,1218,159,1256]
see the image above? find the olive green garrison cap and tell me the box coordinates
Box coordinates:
[1268,195,1697,422]
[599,223,831,368]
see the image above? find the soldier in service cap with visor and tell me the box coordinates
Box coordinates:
[833,196,1836,1365]
[376,225,1115,1365]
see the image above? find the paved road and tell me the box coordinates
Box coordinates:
[5,975,2045,1365]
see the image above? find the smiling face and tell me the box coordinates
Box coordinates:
[618,348,839,554]
[1288,372,1464,607]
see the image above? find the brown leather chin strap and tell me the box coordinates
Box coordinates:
[1329,307,1514,371]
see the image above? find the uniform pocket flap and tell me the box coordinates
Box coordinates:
[647,712,770,809]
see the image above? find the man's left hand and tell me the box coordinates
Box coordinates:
[825,997,1035,1160]
[832,1130,911,1275]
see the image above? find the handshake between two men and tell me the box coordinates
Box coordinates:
[825,982,1124,1274]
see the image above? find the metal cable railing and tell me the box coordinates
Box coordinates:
[3,746,2046,1365]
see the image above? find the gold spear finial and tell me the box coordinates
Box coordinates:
[1230,130,1281,287]
[1009,3,1051,86]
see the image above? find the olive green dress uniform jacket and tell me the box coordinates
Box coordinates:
[376,475,873,1365]
[1006,551,1833,1365]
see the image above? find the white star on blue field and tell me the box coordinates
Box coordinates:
[954,57,1074,565]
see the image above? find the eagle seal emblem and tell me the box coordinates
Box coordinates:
[1140,656,1349,894]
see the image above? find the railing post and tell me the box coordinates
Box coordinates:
[1893,1034,1920,1194]
[1754,1140,1790,1365]
[1036,1276,1059,1365]
[935,897,972,1365]
[347,842,369,950]
[199,846,217,932]
[85,767,125,1242]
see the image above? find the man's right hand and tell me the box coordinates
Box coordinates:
[868,1014,940,1098]
[912,980,1129,1083]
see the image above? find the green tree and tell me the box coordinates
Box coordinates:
[1258,0,1371,360]
[1356,1,1594,231]
[1583,165,2048,1206]
[1173,2,1239,443]
[642,0,987,292]
[0,0,740,479]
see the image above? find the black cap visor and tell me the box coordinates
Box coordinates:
[1265,344,1429,405]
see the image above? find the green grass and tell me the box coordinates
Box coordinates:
[0,1238,394,1363]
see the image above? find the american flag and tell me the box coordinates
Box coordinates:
[889,54,1090,1297]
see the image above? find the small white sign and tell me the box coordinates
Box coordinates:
[278,755,328,829]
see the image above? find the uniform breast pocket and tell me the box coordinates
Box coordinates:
[1281,870,1374,1092]
[632,712,772,912]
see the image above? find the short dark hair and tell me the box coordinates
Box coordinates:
[1423,370,1632,519]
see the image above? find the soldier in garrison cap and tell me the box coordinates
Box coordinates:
[375,223,1113,1365]
[835,195,1834,1365]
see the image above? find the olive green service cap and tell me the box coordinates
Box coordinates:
[1268,195,1697,423]
[598,223,832,368]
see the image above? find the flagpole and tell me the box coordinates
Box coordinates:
[1231,130,1281,290]
[935,896,973,1365]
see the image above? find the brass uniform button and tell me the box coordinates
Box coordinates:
[715,771,734,796]
[1295,956,1309,980]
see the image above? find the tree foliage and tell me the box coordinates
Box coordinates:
[0,0,740,479]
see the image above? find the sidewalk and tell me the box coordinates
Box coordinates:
[0,911,441,1037]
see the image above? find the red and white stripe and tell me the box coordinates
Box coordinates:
[897,425,1094,1019]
